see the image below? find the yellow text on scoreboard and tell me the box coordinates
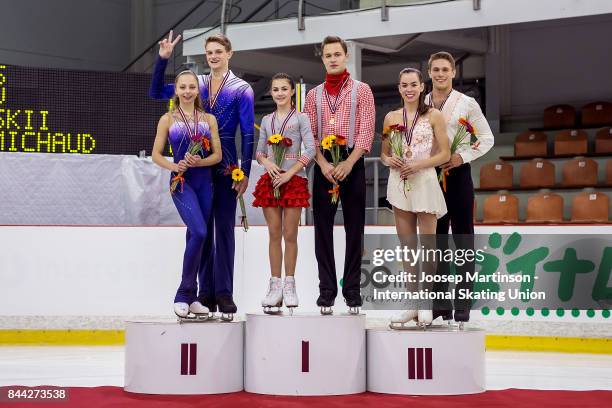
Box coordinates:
[0,65,96,154]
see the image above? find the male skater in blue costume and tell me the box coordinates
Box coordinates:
[150,30,254,320]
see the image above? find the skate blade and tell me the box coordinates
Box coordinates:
[263,306,283,315]
[219,313,234,322]
[389,321,414,330]
[176,314,212,323]
[320,307,333,315]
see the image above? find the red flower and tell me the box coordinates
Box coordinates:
[191,133,203,143]
[459,117,475,135]
[389,124,406,132]
[223,163,239,176]
[282,138,293,147]
[336,135,347,146]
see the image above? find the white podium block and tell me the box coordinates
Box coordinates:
[245,313,366,395]
[367,327,485,395]
[124,319,243,394]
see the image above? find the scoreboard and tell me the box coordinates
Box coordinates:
[0,64,172,155]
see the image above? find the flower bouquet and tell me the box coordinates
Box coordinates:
[266,133,293,200]
[170,133,211,194]
[321,134,347,204]
[224,164,249,231]
[438,115,478,191]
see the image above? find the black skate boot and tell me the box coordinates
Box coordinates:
[217,295,237,322]
[197,294,217,319]
[454,308,470,330]
[317,294,334,315]
[344,291,362,315]
[432,299,453,326]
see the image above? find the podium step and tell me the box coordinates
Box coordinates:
[245,313,366,395]
[367,326,486,395]
[124,319,243,394]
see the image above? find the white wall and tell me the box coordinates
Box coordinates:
[1,225,609,324]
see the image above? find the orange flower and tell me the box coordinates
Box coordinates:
[170,173,185,194]
[458,117,476,135]
[336,135,347,146]
[202,138,211,152]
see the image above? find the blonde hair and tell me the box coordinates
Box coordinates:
[205,33,232,52]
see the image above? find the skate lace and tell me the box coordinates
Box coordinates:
[267,279,281,297]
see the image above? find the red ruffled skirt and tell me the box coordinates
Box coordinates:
[252,173,310,208]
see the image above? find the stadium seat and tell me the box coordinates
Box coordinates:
[514,131,548,157]
[595,127,612,154]
[483,193,519,224]
[543,104,576,129]
[581,101,612,127]
[570,192,609,223]
[479,161,513,190]
[519,159,555,188]
[554,129,588,156]
[561,157,598,187]
[526,193,564,223]
[606,160,612,186]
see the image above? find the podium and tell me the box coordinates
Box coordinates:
[245,313,366,395]
[367,326,486,395]
[124,319,243,394]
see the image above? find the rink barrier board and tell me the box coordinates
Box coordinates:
[1,330,611,354]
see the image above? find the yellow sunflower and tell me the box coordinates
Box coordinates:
[232,168,245,182]
[268,134,283,144]
[321,138,332,150]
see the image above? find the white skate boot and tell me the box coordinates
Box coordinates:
[262,277,283,314]
[417,310,433,329]
[188,301,210,321]
[282,276,298,315]
[174,302,189,320]
[389,310,418,330]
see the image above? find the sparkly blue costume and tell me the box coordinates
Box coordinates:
[151,57,254,308]
[168,119,213,304]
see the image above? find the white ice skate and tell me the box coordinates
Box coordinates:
[175,301,211,323]
[389,309,418,330]
[262,277,283,314]
[188,301,210,321]
[282,276,298,315]
[174,302,190,320]
[417,310,433,329]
